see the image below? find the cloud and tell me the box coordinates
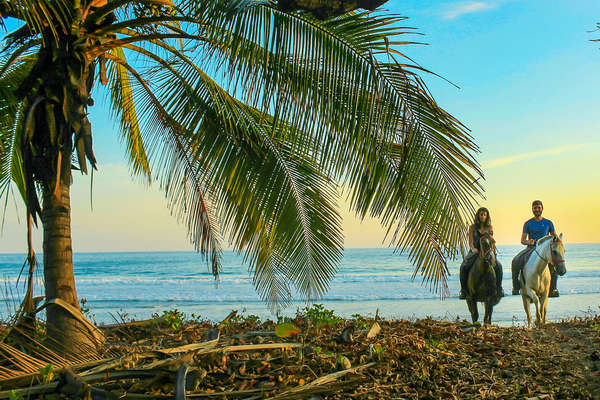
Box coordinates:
[442,1,498,19]
[483,143,599,169]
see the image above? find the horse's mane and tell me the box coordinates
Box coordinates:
[536,235,553,246]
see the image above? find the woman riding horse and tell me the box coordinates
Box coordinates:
[466,231,500,324]
[459,207,504,299]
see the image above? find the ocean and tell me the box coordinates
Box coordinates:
[0,244,598,326]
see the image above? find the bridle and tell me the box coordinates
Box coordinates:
[533,239,564,273]
[478,233,495,261]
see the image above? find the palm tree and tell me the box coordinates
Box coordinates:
[0,0,482,351]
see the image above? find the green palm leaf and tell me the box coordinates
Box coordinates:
[105,42,342,305]
[188,3,482,293]
[106,47,152,181]
[0,51,32,224]
[1,0,483,321]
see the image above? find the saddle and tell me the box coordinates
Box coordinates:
[512,247,535,271]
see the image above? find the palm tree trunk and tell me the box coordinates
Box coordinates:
[41,161,96,354]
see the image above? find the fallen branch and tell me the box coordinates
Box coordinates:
[265,362,376,400]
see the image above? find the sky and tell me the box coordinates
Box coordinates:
[2,0,600,253]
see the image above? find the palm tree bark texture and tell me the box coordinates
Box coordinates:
[16,24,97,352]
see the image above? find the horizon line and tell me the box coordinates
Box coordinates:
[1,242,598,255]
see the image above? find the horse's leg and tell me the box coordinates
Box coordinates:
[521,292,532,328]
[528,289,542,328]
[540,292,549,326]
[484,300,493,325]
[541,271,551,325]
[539,281,550,325]
[466,298,478,324]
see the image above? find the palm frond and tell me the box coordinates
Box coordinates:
[104,49,224,277]
[0,51,33,225]
[1,0,71,43]
[189,3,481,293]
[104,35,343,304]
[2,0,483,314]
[105,47,152,182]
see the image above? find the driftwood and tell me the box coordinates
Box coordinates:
[265,363,376,400]
[157,338,219,355]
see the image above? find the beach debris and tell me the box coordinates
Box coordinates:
[206,328,220,341]
[336,355,351,370]
[333,325,354,344]
[265,362,375,400]
[1,310,599,399]
[56,368,116,400]
[175,364,189,400]
[366,322,380,339]
[275,323,301,338]
[218,310,238,328]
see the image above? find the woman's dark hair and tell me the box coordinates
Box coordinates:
[473,207,491,228]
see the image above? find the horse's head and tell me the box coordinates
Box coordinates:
[549,233,566,276]
[478,232,496,262]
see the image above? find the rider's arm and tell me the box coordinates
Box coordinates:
[468,225,477,253]
[521,221,535,246]
[521,232,534,246]
[549,220,557,237]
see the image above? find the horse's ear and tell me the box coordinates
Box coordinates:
[559,233,563,241]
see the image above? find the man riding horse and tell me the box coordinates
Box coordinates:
[459,207,504,300]
[511,200,560,297]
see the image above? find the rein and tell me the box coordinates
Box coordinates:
[478,233,495,261]
[549,241,565,265]
[533,240,564,273]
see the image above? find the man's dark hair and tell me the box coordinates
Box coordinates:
[532,200,543,207]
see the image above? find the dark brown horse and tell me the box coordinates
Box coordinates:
[466,232,501,325]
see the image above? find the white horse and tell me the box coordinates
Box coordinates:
[520,234,566,328]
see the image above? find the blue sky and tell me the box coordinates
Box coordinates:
[2,0,600,252]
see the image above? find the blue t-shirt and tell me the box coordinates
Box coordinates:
[523,218,555,241]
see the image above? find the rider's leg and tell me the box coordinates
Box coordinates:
[549,271,559,297]
[512,247,533,295]
[511,259,521,295]
[459,258,469,299]
[459,252,475,299]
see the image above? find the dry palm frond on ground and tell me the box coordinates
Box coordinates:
[1,306,599,399]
